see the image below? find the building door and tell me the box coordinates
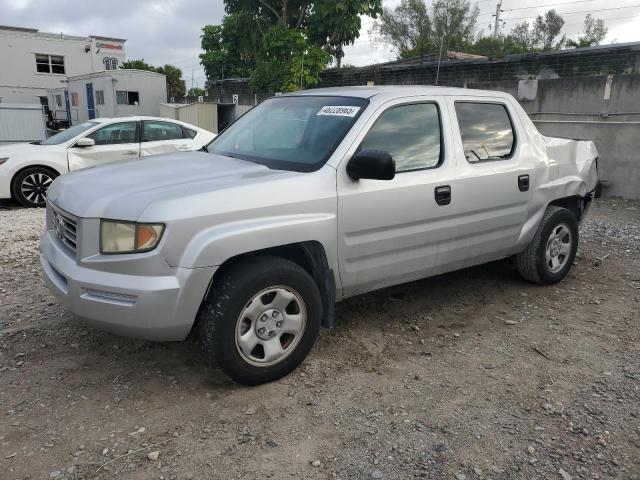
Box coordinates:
[86,83,95,119]
[64,91,71,126]
[38,96,51,124]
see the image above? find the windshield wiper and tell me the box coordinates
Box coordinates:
[199,144,208,152]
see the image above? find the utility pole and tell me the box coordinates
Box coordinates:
[492,0,503,38]
[191,69,194,95]
[435,35,444,86]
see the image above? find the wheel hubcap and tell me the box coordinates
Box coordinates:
[21,173,53,205]
[545,223,572,273]
[235,286,306,367]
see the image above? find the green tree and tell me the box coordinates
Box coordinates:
[122,60,186,98]
[188,87,206,97]
[155,65,187,99]
[374,0,479,58]
[120,59,158,71]
[473,9,569,57]
[532,9,566,50]
[200,0,382,92]
[468,36,528,58]
[566,14,608,48]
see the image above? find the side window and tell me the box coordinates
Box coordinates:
[359,103,442,172]
[182,126,197,139]
[142,121,184,142]
[87,122,138,145]
[454,102,515,162]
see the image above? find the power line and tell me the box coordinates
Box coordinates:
[502,4,640,21]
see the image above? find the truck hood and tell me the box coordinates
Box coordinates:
[47,152,292,220]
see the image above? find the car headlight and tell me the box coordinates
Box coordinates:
[100,220,164,254]
[0,157,9,166]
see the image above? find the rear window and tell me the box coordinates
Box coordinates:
[454,102,515,162]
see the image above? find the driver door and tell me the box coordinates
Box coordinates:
[68,121,140,171]
[337,97,458,297]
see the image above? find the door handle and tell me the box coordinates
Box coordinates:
[518,174,530,192]
[123,151,138,156]
[435,185,451,206]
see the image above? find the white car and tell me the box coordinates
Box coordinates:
[0,116,216,207]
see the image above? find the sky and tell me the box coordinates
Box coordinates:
[2,0,640,85]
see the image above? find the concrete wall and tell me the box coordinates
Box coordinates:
[468,75,640,199]
[0,27,125,104]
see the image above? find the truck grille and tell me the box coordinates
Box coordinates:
[50,205,78,255]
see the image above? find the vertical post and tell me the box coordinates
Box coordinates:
[300,52,305,90]
[493,0,503,38]
[435,35,444,86]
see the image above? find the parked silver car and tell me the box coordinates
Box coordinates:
[40,86,598,385]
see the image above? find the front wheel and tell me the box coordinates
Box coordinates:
[12,167,57,207]
[196,256,322,385]
[516,206,579,285]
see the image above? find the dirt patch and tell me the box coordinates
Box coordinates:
[1,198,639,479]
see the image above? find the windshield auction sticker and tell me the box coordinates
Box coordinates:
[317,106,361,117]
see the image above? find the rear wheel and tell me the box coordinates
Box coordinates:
[196,256,322,385]
[516,206,578,285]
[12,167,57,207]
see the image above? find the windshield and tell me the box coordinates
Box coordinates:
[41,121,99,145]
[208,95,368,172]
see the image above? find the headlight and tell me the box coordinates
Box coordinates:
[0,157,9,166]
[100,220,164,254]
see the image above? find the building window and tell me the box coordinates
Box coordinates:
[55,94,63,107]
[454,102,515,162]
[103,57,118,71]
[95,90,105,105]
[35,54,65,74]
[116,91,140,105]
[71,92,79,106]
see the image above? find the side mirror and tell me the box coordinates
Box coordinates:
[74,137,95,148]
[347,150,395,181]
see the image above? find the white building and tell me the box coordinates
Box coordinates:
[0,25,127,106]
[63,70,167,124]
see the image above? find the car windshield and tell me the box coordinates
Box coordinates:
[207,95,368,172]
[40,121,99,145]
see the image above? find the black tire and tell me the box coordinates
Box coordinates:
[12,167,57,208]
[516,206,578,285]
[196,256,322,385]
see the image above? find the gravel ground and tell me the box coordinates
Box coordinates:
[0,198,639,480]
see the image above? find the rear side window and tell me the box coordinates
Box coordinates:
[182,126,197,139]
[359,103,442,172]
[454,102,515,162]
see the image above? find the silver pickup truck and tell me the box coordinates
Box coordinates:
[40,86,598,385]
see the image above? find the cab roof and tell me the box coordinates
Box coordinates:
[290,85,512,100]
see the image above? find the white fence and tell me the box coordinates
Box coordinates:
[0,103,46,144]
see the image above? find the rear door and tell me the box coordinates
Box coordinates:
[67,121,140,171]
[337,96,458,297]
[140,120,194,156]
[445,96,535,263]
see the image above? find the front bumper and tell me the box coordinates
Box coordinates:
[39,231,216,341]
